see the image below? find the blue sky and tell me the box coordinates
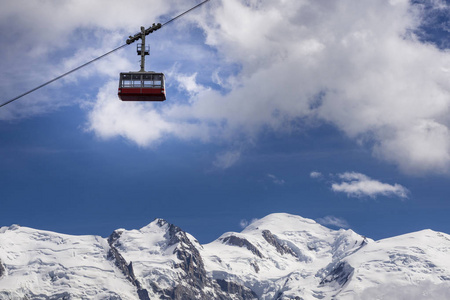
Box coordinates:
[1,0,450,243]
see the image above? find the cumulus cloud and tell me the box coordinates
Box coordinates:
[373,119,450,174]
[175,72,209,96]
[87,81,176,147]
[90,0,450,174]
[3,0,450,175]
[316,216,349,228]
[331,172,409,199]
[0,0,171,48]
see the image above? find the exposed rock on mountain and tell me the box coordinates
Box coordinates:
[221,235,264,258]
[107,229,150,300]
[262,229,297,257]
[0,259,5,278]
[319,261,354,287]
[107,218,256,300]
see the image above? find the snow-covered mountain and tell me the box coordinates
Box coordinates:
[1,213,449,299]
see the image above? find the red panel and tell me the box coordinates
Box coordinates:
[118,88,166,101]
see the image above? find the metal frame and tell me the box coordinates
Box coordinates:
[119,72,165,88]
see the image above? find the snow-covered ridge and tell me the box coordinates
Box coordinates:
[0,213,449,300]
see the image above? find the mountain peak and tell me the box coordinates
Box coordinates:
[1,213,449,299]
[242,212,328,236]
[0,224,21,233]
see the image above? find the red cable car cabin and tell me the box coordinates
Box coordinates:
[118,72,166,101]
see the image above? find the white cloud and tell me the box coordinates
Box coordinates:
[213,150,241,169]
[87,81,175,147]
[267,174,285,185]
[239,218,259,229]
[310,171,323,179]
[239,219,249,229]
[175,72,209,96]
[331,172,409,199]
[93,0,450,174]
[316,216,349,228]
[3,0,450,175]
[373,119,450,174]
[0,0,171,48]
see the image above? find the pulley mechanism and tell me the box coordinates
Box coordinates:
[126,23,162,45]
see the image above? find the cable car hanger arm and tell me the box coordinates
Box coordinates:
[125,0,211,45]
[126,23,162,45]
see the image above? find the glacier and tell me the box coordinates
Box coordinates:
[0,213,449,299]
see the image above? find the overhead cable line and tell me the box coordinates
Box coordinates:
[161,0,210,28]
[0,0,211,109]
[0,45,128,108]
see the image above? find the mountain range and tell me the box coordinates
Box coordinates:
[1,213,449,299]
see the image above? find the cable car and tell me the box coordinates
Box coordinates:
[118,25,166,102]
[118,72,166,101]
